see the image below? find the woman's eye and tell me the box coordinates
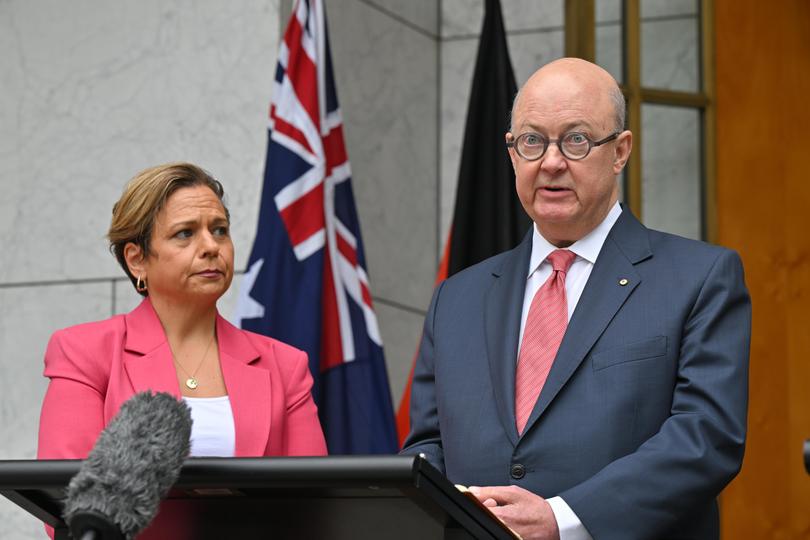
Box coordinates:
[213,226,229,237]
[175,229,192,239]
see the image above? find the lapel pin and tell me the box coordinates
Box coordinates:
[618,278,629,286]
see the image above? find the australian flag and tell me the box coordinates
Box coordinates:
[233,0,398,454]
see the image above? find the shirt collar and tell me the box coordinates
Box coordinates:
[528,201,623,277]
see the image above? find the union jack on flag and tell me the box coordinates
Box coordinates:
[234,0,398,454]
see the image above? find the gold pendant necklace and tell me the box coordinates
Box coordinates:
[174,331,216,391]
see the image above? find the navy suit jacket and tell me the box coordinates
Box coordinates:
[403,209,751,539]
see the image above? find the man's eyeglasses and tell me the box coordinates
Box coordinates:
[506,131,620,161]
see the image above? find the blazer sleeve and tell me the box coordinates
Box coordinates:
[276,346,328,456]
[37,328,107,460]
[400,281,446,473]
[560,249,751,540]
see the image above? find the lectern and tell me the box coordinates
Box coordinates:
[0,455,517,539]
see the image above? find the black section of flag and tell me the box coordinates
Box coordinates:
[448,0,531,277]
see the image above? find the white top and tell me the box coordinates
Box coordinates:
[518,201,623,540]
[183,396,236,458]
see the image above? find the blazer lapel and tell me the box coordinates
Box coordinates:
[521,210,652,435]
[216,316,272,457]
[123,300,182,397]
[123,300,272,457]
[484,230,533,447]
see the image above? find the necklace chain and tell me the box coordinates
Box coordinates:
[173,331,216,390]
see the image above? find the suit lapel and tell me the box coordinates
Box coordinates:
[484,230,533,447]
[123,300,182,397]
[520,210,652,435]
[216,316,272,457]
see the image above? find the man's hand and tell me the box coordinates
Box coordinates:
[469,485,560,540]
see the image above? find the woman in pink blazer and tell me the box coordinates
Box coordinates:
[38,162,326,538]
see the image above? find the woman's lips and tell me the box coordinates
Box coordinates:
[195,270,223,278]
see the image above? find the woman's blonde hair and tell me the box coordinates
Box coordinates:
[108,162,229,296]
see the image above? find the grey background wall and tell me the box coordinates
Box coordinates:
[0,1,699,536]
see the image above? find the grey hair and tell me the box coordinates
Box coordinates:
[609,84,626,132]
[509,81,627,133]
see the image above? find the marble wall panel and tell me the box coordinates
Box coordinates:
[442,0,564,38]
[439,38,478,252]
[508,30,566,86]
[327,0,439,312]
[641,104,701,240]
[362,0,439,36]
[0,282,112,539]
[0,0,279,284]
[374,301,428,409]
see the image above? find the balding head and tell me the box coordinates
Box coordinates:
[506,57,633,247]
[511,58,625,133]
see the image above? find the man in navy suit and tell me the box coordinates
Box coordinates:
[402,58,750,540]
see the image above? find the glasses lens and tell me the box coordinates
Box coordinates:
[561,132,591,159]
[517,133,546,159]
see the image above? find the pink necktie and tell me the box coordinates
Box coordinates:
[515,249,577,435]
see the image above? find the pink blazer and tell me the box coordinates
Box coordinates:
[38,299,327,538]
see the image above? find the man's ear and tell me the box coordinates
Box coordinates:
[505,132,518,171]
[123,242,146,278]
[613,130,633,174]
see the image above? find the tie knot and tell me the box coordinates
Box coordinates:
[547,249,576,273]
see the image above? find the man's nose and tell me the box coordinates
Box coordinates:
[539,143,568,174]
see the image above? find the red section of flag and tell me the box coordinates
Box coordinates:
[278,182,325,248]
[336,231,357,266]
[320,244,343,371]
[323,125,348,172]
[283,15,319,129]
[271,106,314,155]
[360,282,373,309]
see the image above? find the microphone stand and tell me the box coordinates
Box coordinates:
[69,509,125,540]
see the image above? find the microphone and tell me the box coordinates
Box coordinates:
[63,391,192,540]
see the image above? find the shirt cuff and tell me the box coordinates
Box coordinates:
[546,496,593,540]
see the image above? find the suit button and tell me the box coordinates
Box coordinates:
[510,464,525,479]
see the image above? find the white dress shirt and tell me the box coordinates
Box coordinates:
[517,202,622,540]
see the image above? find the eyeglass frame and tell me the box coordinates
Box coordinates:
[506,130,621,161]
